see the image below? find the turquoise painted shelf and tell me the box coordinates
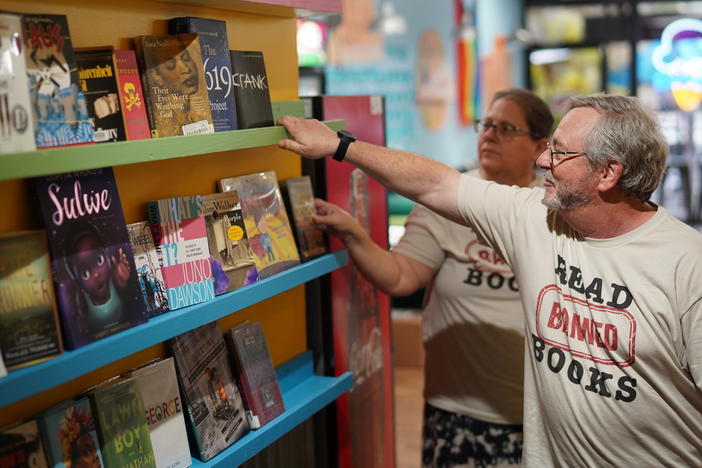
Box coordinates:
[0,120,344,181]
[192,351,353,467]
[0,250,348,407]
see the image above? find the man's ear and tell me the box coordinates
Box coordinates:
[597,160,624,192]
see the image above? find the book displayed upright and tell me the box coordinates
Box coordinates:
[228,50,274,129]
[284,176,327,261]
[0,418,48,468]
[0,13,35,154]
[113,49,151,141]
[31,168,147,349]
[0,347,6,378]
[224,322,284,429]
[135,34,214,138]
[168,321,249,461]
[168,17,238,132]
[0,230,63,370]
[20,13,94,148]
[126,221,169,318]
[75,47,126,143]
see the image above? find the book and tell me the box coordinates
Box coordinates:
[168,17,237,132]
[0,230,63,370]
[201,192,257,295]
[113,50,151,141]
[146,195,215,310]
[284,176,327,261]
[37,396,104,467]
[0,346,5,378]
[31,168,147,349]
[228,50,273,129]
[218,172,300,279]
[20,13,94,147]
[126,221,169,318]
[168,321,249,461]
[126,357,191,468]
[134,34,214,138]
[75,47,126,143]
[224,322,284,429]
[90,376,156,468]
[0,13,35,154]
[0,419,48,468]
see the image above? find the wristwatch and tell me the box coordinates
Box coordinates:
[332,129,356,162]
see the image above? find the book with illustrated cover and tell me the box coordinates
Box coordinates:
[168,321,249,461]
[224,322,284,429]
[201,192,257,295]
[113,50,150,141]
[20,13,94,148]
[135,34,214,138]
[284,176,327,261]
[0,230,63,370]
[0,418,48,468]
[168,17,237,132]
[75,47,126,143]
[218,172,300,279]
[146,196,215,310]
[37,396,104,467]
[126,357,191,468]
[126,221,169,318]
[0,13,35,154]
[31,168,147,349]
[228,50,273,129]
[90,376,156,468]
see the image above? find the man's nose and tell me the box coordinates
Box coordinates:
[535,148,550,169]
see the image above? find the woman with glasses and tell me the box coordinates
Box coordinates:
[312,89,553,467]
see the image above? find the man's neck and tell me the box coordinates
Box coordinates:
[561,198,657,239]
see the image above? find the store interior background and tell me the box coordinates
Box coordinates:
[296,0,702,466]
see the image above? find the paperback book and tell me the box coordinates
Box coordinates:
[0,418,48,468]
[228,50,273,129]
[218,172,300,279]
[0,230,63,370]
[113,49,151,141]
[284,176,327,261]
[126,221,169,317]
[31,168,147,349]
[168,321,249,461]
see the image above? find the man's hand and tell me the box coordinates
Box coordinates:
[313,198,363,244]
[277,115,339,159]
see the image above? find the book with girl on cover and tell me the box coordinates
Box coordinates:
[284,176,327,261]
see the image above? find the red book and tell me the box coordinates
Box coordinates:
[113,50,151,140]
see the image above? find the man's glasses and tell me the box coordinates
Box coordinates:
[474,120,531,140]
[546,141,588,168]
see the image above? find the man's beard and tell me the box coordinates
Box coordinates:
[541,172,593,211]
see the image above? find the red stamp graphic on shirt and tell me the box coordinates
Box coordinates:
[535,284,637,367]
[465,240,511,274]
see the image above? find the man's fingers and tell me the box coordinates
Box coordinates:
[277,138,305,154]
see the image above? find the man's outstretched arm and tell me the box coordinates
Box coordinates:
[276,115,464,225]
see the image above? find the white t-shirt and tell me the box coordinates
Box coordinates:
[457,174,702,466]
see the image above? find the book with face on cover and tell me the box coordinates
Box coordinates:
[284,176,327,261]
[0,418,49,468]
[228,50,273,129]
[126,221,169,317]
[113,50,151,141]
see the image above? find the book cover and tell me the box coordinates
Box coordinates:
[113,50,150,141]
[90,376,156,468]
[224,322,284,429]
[31,168,147,349]
[0,346,6,378]
[0,419,48,468]
[218,172,300,279]
[37,396,104,467]
[126,221,169,318]
[75,47,126,143]
[168,321,249,461]
[168,17,237,132]
[200,192,257,295]
[0,13,35,154]
[126,357,191,468]
[228,50,273,129]
[135,34,214,138]
[20,13,94,148]
[284,176,327,261]
[146,196,215,310]
[0,230,63,370]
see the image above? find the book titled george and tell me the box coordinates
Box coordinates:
[113,50,151,141]
[168,17,237,132]
[284,176,327,261]
[0,13,35,153]
[31,168,147,349]
[0,418,48,467]
[20,13,94,148]
[126,221,169,317]
[168,321,249,461]
[126,357,191,468]
[135,34,214,138]
[224,322,284,429]
[0,230,63,370]
[75,46,126,143]
[146,195,215,310]
[228,50,273,129]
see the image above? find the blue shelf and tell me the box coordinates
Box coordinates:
[0,251,348,407]
[193,351,353,467]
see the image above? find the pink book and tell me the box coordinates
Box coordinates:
[113,50,151,140]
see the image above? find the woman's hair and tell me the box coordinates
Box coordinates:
[491,88,554,140]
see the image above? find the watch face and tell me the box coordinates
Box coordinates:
[338,129,355,140]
